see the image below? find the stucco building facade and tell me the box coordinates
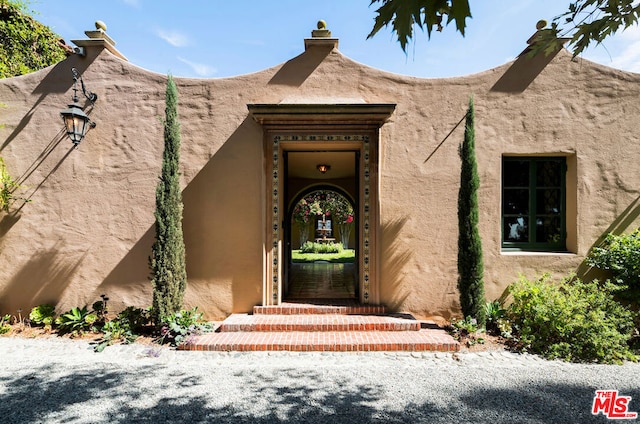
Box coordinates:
[0,23,639,320]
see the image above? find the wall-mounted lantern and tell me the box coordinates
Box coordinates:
[60,68,97,147]
[317,164,330,174]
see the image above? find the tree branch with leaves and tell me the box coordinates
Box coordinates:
[368,0,640,57]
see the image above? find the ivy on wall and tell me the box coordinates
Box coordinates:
[0,0,68,78]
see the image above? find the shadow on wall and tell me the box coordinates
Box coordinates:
[19,144,76,213]
[490,47,563,93]
[1,93,48,152]
[268,45,333,87]
[576,195,640,282]
[0,245,85,313]
[32,48,98,96]
[181,116,263,313]
[0,131,76,256]
[0,212,21,238]
[424,113,466,164]
[379,217,412,311]
[2,52,98,151]
[96,225,155,309]
[98,117,263,315]
[3,115,75,221]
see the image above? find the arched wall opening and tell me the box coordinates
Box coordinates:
[288,185,356,250]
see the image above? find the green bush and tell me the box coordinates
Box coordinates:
[300,241,343,254]
[93,306,151,352]
[0,314,11,334]
[94,320,137,352]
[448,316,485,347]
[117,306,152,333]
[587,229,640,301]
[55,306,98,334]
[157,307,214,346]
[507,275,637,363]
[484,300,506,333]
[29,304,56,327]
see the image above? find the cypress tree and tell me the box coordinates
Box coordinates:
[457,96,486,326]
[150,75,187,322]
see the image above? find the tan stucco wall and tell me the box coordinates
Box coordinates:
[1,37,639,319]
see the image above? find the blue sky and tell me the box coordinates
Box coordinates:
[29,0,640,78]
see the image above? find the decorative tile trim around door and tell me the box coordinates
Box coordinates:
[272,135,371,304]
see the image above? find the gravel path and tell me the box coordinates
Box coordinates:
[1,337,639,423]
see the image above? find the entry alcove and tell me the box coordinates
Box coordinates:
[248,103,396,306]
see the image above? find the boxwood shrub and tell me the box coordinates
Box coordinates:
[300,241,343,254]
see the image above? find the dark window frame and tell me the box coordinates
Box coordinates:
[501,156,567,251]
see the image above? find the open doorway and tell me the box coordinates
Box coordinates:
[284,152,358,301]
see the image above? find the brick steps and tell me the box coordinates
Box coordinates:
[253,303,386,315]
[219,313,421,332]
[180,330,460,352]
[179,301,460,352]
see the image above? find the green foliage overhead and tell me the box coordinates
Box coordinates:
[542,0,640,57]
[507,275,638,364]
[292,190,354,225]
[0,0,67,78]
[368,0,640,57]
[457,96,485,326]
[368,0,471,52]
[150,74,187,323]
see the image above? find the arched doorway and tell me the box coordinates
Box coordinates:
[286,187,357,300]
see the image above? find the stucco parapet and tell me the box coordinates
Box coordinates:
[71,38,128,61]
[304,38,339,51]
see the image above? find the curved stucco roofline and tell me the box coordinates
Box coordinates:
[5,34,637,88]
[331,46,640,82]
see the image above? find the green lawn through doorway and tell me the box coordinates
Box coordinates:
[291,249,355,263]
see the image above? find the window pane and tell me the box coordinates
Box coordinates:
[536,216,562,245]
[536,160,562,187]
[536,189,561,215]
[504,217,529,242]
[502,156,566,249]
[503,189,529,215]
[504,160,529,187]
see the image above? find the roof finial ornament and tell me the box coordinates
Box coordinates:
[312,20,331,38]
[527,19,549,45]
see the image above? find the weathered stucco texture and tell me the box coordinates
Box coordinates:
[0,32,639,320]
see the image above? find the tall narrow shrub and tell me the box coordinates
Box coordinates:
[150,75,187,322]
[457,96,485,326]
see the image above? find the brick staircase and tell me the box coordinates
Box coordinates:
[179,302,460,352]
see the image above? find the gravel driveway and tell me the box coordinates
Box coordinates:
[1,337,638,423]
